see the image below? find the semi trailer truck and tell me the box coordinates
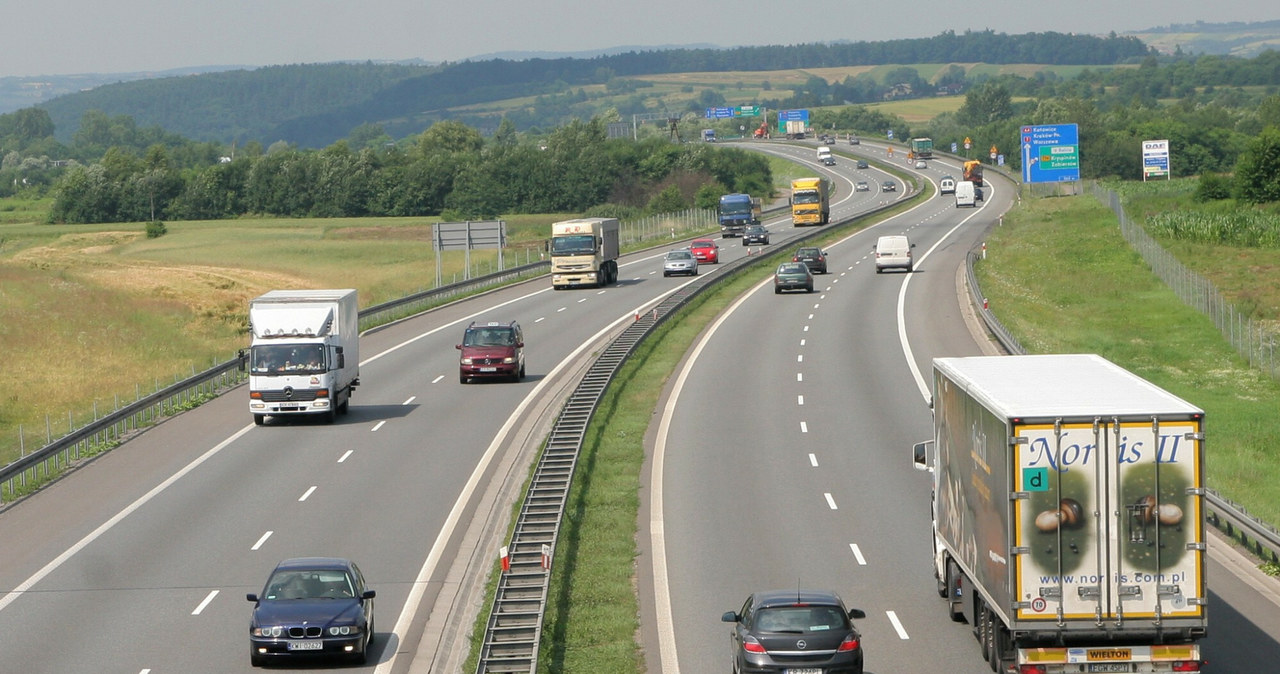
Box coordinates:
[913,354,1206,673]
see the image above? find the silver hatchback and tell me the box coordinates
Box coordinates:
[663,249,698,277]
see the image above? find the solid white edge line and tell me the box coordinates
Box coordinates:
[887,609,910,639]
[192,589,219,615]
[652,274,772,674]
[374,288,689,674]
[0,424,256,613]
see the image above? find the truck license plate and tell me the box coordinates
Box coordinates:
[287,640,323,651]
[1087,665,1130,673]
[277,404,300,411]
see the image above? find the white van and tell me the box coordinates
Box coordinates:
[874,235,914,273]
[955,180,976,208]
[939,176,956,195]
[816,146,832,160]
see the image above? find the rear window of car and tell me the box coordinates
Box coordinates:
[753,606,848,633]
[797,248,820,256]
[778,263,807,273]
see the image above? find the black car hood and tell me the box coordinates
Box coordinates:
[253,598,364,627]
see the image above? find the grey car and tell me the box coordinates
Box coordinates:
[723,589,867,674]
[742,225,770,246]
[662,249,698,277]
[856,159,869,169]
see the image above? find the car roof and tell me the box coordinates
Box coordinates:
[272,557,355,572]
[753,589,845,608]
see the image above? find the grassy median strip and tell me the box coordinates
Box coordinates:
[977,192,1280,526]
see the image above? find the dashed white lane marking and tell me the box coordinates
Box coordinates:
[431,375,444,384]
[299,486,317,502]
[192,590,218,615]
[371,420,387,432]
[849,543,866,565]
[797,354,804,363]
[887,610,910,639]
[338,449,354,463]
[797,373,803,382]
[798,395,805,406]
[403,396,416,405]
[800,421,809,433]
[809,453,819,467]
[251,531,273,551]
[535,317,546,323]
[825,493,838,510]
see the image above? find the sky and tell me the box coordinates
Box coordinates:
[5,0,1274,78]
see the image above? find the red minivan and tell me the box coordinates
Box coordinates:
[457,321,525,383]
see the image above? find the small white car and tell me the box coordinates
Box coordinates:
[915,160,928,169]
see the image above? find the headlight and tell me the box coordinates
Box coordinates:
[502,357,516,364]
[253,625,285,638]
[329,625,362,636]
[460,357,474,365]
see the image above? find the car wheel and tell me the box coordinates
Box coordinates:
[250,652,266,667]
[459,373,467,384]
[806,284,813,293]
[663,271,670,277]
[253,414,265,426]
[774,287,781,294]
[519,363,526,380]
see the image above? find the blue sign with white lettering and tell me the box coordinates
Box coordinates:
[778,109,809,122]
[1021,124,1080,183]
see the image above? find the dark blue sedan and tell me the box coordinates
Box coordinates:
[247,557,376,666]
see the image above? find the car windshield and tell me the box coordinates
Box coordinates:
[464,328,515,347]
[263,569,355,600]
[753,606,848,634]
[550,234,596,256]
[251,344,326,375]
[667,251,692,260]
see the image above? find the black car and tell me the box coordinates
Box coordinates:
[822,155,836,166]
[722,589,867,674]
[974,185,985,201]
[793,247,828,274]
[742,225,770,246]
[856,160,869,169]
[247,557,376,666]
[881,180,896,192]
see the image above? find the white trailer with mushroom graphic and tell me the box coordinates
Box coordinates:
[913,354,1207,673]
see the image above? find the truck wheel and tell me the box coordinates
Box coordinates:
[946,559,965,622]
[253,414,265,426]
[978,606,992,661]
[324,409,336,424]
[991,622,1012,673]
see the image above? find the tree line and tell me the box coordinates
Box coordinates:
[43,118,774,224]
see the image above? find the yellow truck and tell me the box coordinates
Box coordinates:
[790,177,830,226]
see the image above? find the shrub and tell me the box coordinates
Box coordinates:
[1193,173,1232,202]
[145,220,167,238]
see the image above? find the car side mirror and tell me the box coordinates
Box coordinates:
[911,243,917,248]
[516,342,524,348]
[721,611,739,623]
[456,344,463,350]
[362,590,377,600]
[246,593,259,602]
[848,608,867,620]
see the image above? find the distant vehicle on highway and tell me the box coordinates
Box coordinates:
[741,225,770,246]
[881,180,897,192]
[689,238,721,264]
[457,321,525,383]
[856,159,869,169]
[855,181,870,192]
[773,262,814,294]
[793,246,828,274]
[662,249,698,277]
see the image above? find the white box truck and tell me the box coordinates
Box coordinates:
[914,354,1206,673]
[246,289,360,424]
[955,180,976,207]
[550,218,620,289]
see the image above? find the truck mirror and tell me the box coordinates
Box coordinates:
[237,349,247,373]
[335,346,345,369]
[913,441,934,472]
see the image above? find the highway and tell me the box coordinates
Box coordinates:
[0,141,895,673]
[640,143,1280,672]
[0,139,1276,674]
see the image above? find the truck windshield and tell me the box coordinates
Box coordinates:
[251,344,327,375]
[793,192,820,204]
[720,202,753,216]
[551,235,597,255]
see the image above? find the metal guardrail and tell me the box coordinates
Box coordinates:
[475,190,913,673]
[0,261,552,507]
[965,223,1280,565]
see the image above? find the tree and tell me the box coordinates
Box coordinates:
[1234,128,1280,204]
[957,83,1014,127]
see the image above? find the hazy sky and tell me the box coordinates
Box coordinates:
[5,0,1273,78]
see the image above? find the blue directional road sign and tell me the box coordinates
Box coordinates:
[1021,124,1080,183]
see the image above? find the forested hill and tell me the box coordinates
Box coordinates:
[39,30,1153,148]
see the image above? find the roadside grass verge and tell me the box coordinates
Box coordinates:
[976,193,1280,526]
